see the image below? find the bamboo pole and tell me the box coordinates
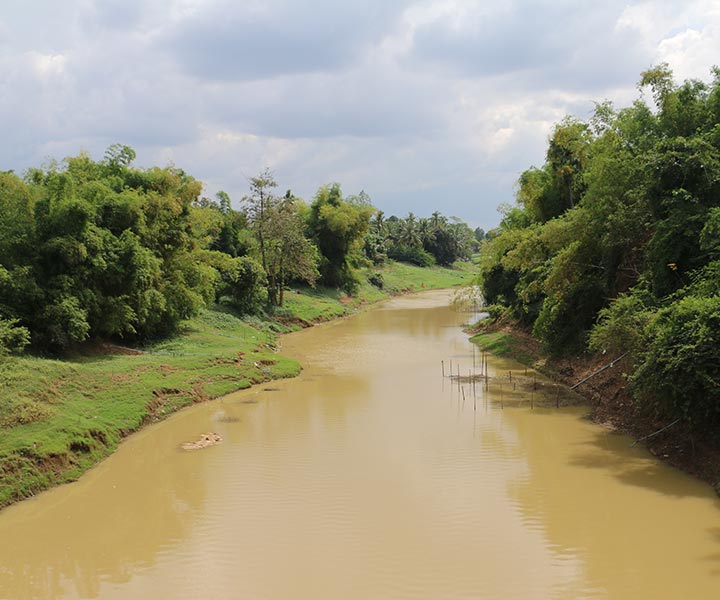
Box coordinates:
[570,352,628,390]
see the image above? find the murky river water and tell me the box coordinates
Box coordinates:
[1,290,719,599]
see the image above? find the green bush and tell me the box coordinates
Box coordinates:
[387,245,435,267]
[0,318,30,355]
[589,291,654,356]
[632,294,720,435]
[367,272,384,289]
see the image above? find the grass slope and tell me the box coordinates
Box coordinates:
[0,260,472,509]
[469,330,536,367]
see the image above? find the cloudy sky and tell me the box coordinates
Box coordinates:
[1,1,718,228]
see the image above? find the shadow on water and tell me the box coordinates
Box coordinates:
[567,429,712,500]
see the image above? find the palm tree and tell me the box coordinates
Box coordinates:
[397,213,422,249]
[418,217,435,247]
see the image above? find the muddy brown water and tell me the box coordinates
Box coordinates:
[1,290,719,599]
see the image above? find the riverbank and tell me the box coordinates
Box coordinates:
[468,320,720,494]
[0,261,474,510]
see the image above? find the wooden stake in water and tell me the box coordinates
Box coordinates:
[442,360,445,377]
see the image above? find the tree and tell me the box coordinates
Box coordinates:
[263,198,319,306]
[396,213,422,249]
[545,118,591,212]
[103,144,136,171]
[243,169,279,275]
[306,183,372,292]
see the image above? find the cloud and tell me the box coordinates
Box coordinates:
[616,0,720,81]
[158,0,414,81]
[0,0,718,230]
[407,0,654,92]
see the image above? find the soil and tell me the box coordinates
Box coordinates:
[471,321,720,496]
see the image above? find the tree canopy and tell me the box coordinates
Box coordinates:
[476,64,720,439]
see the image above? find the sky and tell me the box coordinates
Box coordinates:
[0,1,718,229]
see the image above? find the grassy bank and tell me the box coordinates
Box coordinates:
[0,261,473,510]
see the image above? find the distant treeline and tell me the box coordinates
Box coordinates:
[0,146,474,354]
[477,65,720,439]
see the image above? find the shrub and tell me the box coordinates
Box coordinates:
[387,245,435,267]
[367,272,384,289]
[632,294,720,436]
[0,318,30,355]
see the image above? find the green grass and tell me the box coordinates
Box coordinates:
[469,330,535,366]
[0,259,474,509]
[373,260,475,293]
[273,260,474,326]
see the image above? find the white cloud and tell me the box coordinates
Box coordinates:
[616,0,720,81]
[31,52,68,77]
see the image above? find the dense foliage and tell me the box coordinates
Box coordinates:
[0,147,475,354]
[1,148,217,350]
[477,65,720,438]
[306,184,373,293]
[365,210,476,267]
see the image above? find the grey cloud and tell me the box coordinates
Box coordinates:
[86,0,146,31]
[158,0,413,81]
[409,0,652,92]
[202,67,446,139]
[0,0,84,53]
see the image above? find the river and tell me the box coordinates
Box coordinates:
[0,290,719,599]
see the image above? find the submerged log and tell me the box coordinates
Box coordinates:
[181,432,223,450]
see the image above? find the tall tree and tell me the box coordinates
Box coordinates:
[306,183,372,292]
[263,198,319,306]
[243,169,279,275]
